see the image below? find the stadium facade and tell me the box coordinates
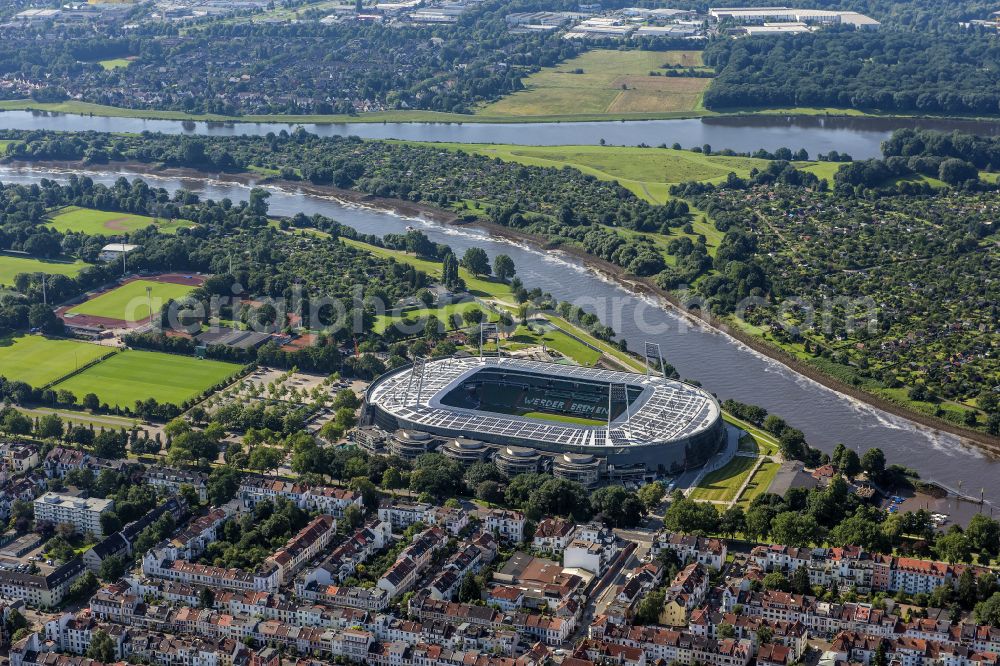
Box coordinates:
[361,356,725,484]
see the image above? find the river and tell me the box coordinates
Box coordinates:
[2,161,996,510]
[5,110,1000,158]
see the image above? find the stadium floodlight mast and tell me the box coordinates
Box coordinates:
[644,341,666,378]
[608,383,633,441]
[404,357,428,406]
[479,322,499,359]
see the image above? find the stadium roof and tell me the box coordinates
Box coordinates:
[367,356,719,449]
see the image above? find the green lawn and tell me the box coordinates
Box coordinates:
[402,142,773,205]
[507,324,602,366]
[97,58,131,71]
[736,460,779,507]
[479,50,710,118]
[373,301,491,334]
[0,336,112,387]
[0,254,89,287]
[690,455,757,502]
[341,238,515,301]
[52,350,242,408]
[47,206,195,235]
[68,280,195,323]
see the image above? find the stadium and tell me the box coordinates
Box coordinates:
[363,356,726,477]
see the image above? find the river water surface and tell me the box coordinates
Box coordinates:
[2,162,996,509]
[5,110,1000,158]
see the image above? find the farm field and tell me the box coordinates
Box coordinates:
[689,455,757,502]
[478,50,711,118]
[67,279,195,323]
[0,335,111,387]
[47,206,195,235]
[52,350,242,408]
[0,254,89,287]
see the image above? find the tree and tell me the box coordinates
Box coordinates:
[791,565,812,595]
[93,430,127,459]
[829,507,889,552]
[591,486,644,528]
[200,587,215,608]
[461,247,491,276]
[663,496,719,535]
[82,393,100,411]
[873,640,888,666]
[840,449,862,478]
[861,448,886,481]
[719,506,746,538]
[763,572,790,591]
[465,461,505,487]
[936,530,972,564]
[409,453,464,499]
[634,589,665,625]
[37,413,64,439]
[476,480,504,504]
[207,465,242,506]
[333,389,360,410]
[717,623,735,639]
[100,511,122,536]
[351,477,380,509]
[1,411,31,435]
[248,446,283,473]
[938,158,978,185]
[770,511,820,547]
[493,254,516,281]
[69,571,99,601]
[98,555,127,582]
[381,467,404,490]
[637,482,666,511]
[958,568,978,609]
[178,483,202,508]
[966,515,1000,556]
[976,592,1000,627]
[458,572,481,602]
[87,630,116,662]
[523,478,592,521]
[344,504,363,529]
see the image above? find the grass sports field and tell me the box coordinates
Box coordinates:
[0,336,111,387]
[0,254,89,287]
[52,350,241,408]
[68,279,195,323]
[479,50,711,118]
[47,206,195,235]
[521,411,606,426]
[689,455,757,502]
[97,58,131,70]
